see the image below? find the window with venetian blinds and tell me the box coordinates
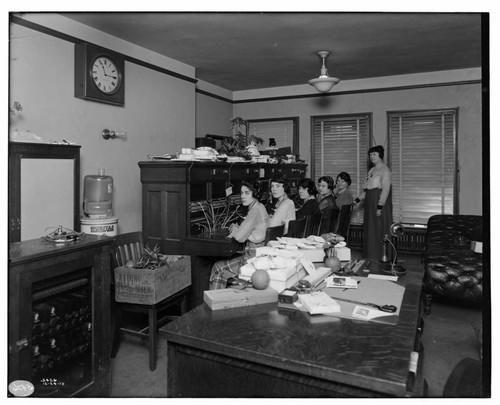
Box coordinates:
[388,109,457,225]
[311,114,371,223]
[247,118,298,152]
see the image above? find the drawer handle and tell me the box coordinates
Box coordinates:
[212,169,228,175]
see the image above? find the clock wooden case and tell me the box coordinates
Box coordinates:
[74,42,125,106]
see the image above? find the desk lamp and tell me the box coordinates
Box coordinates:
[380,222,407,276]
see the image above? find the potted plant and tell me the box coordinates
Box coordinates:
[218,117,264,158]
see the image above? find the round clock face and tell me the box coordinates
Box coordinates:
[91,56,122,94]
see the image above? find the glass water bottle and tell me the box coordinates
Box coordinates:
[83,169,113,219]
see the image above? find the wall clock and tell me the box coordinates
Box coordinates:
[74,42,125,106]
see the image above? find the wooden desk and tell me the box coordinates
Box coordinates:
[161,265,426,397]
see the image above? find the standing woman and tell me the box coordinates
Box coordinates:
[209,180,269,290]
[356,145,393,259]
[266,173,296,234]
[295,178,321,219]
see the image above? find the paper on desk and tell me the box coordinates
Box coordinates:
[324,276,405,324]
[326,276,358,289]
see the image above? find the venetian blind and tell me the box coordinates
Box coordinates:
[389,110,456,225]
[312,115,370,224]
[248,119,296,152]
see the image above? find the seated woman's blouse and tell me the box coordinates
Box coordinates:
[228,202,269,244]
[334,188,354,209]
[269,196,296,234]
[318,193,336,211]
[296,198,321,220]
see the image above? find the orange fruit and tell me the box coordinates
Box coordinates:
[251,270,270,290]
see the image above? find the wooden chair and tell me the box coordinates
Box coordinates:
[319,208,339,235]
[335,204,354,241]
[285,217,307,238]
[110,231,188,371]
[304,213,323,237]
[264,224,285,244]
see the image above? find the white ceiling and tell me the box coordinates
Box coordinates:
[61,12,484,92]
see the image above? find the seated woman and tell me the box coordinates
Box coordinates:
[317,175,337,234]
[295,178,321,219]
[265,173,296,234]
[333,171,354,209]
[317,175,336,211]
[209,180,269,290]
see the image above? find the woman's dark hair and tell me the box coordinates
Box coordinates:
[368,145,385,160]
[241,180,262,200]
[318,175,334,191]
[270,172,291,195]
[298,178,318,197]
[336,172,352,186]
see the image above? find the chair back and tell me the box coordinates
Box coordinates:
[264,224,286,244]
[319,208,339,235]
[285,217,307,238]
[304,213,322,237]
[111,231,144,268]
[336,204,354,240]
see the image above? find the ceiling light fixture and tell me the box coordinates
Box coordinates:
[308,51,340,93]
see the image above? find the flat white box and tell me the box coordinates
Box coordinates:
[203,288,278,310]
[334,246,351,261]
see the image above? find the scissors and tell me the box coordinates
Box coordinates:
[335,298,397,313]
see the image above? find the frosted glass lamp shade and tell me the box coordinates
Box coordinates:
[308,77,340,92]
[309,50,340,93]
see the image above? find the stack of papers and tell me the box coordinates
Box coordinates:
[266,236,327,262]
[239,248,307,292]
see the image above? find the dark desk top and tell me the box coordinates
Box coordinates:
[9,234,112,265]
[162,266,424,397]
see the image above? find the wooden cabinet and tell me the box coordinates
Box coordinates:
[8,142,81,242]
[138,161,307,255]
[8,235,112,397]
[139,161,307,308]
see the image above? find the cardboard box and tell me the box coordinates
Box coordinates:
[239,262,307,292]
[114,256,191,305]
[204,287,278,310]
[297,248,326,262]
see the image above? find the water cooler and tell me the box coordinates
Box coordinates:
[80,168,119,236]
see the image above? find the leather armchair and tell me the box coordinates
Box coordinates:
[423,215,483,313]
